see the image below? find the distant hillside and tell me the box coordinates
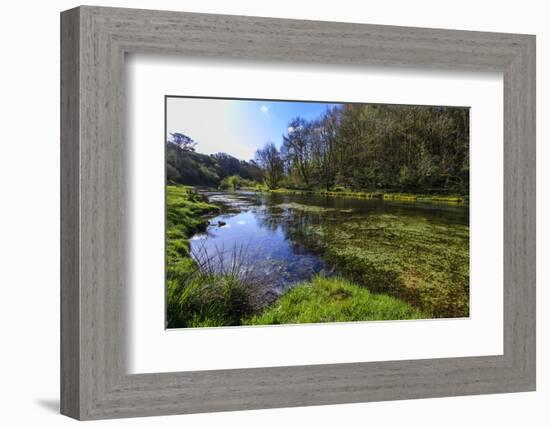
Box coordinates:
[166,134,263,187]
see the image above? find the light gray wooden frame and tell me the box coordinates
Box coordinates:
[60,5,536,421]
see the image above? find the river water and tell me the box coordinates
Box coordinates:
[189,191,469,303]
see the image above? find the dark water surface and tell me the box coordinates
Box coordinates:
[189,191,469,300]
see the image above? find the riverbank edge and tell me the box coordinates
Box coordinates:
[166,185,430,327]
[250,187,468,203]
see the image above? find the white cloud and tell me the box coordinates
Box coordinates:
[260,105,269,116]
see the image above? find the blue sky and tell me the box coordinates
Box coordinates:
[166,97,341,161]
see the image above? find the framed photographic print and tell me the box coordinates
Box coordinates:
[61,5,536,420]
[163,96,470,329]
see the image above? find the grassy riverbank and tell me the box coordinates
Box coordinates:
[246,275,427,325]
[259,187,467,203]
[166,185,220,327]
[166,185,432,328]
[167,186,269,328]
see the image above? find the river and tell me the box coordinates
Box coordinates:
[188,191,469,311]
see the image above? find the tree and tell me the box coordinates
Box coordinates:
[169,132,197,152]
[166,103,469,195]
[220,175,242,191]
[166,135,263,187]
[275,105,469,194]
[315,108,339,190]
[255,143,284,189]
[282,117,312,187]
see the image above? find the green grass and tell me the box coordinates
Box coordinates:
[259,187,467,204]
[165,185,219,267]
[166,185,229,328]
[166,185,219,237]
[166,185,267,328]
[168,273,259,328]
[246,275,427,325]
[383,193,465,203]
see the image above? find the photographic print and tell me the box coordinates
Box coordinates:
[165,96,470,329]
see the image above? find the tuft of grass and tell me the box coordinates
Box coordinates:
[167,272,258,328]
[245,275,427,325]
[167,240,269,328]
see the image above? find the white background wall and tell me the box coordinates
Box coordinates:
[0,0,547,425]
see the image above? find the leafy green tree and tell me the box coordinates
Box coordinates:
[278,104,469,194]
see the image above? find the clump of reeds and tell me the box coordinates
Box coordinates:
[167,240,269,328]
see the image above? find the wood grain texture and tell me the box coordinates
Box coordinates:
[60,7,80,419]
[60,5,536,420]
